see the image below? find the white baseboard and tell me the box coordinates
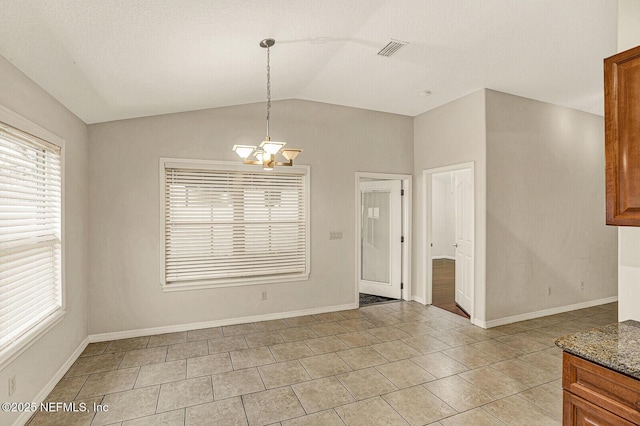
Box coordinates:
[412,296,427,305]
[431,256,455,260]
[89,303,359,343]
[479,296,618,329]
[13,337,89,426]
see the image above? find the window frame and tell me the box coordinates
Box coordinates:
[0,105,65,369]
[159,158,310,292]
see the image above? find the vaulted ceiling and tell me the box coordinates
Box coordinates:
[0,0,618,124]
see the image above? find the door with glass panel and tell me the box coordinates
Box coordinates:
[359,180,402,299]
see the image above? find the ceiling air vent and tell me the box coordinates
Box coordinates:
[377,39,408,57]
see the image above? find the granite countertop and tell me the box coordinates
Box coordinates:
[555,319,640,380]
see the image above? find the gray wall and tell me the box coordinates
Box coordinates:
[485,89,617,321]
[0,56,89,425]
[431,173,455,259]
[413,90,488,323]
[413,88,616,326]
[87,99,413,335]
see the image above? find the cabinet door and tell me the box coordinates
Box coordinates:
[564,391,635,426]
[605,44,640,226]
[562,352,640,423]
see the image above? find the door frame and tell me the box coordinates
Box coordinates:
[423,162,475,322]
[355,172,412,305]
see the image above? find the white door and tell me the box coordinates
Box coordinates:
[359,180,402,299]
[453,169,474,314]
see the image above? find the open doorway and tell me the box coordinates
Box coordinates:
[431,172,467,318]
[355,173,412,307]
[424,163,475,320]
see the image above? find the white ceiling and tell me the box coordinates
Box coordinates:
[0,0,618,124]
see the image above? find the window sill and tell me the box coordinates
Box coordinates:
[0,309,65,369]
[162,273,310,292]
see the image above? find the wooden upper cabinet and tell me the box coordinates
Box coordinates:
[605,45,640,226]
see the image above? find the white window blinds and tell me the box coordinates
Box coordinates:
[164,164,308,286]
[0,122,62,354]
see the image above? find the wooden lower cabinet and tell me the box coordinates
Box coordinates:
[562,352,640,425]
[564,390,635,425]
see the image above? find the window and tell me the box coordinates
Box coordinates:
[161,159,309,290]
[0,115,64,365]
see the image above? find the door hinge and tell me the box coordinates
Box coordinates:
[401,282,404,289]
[400,236,404,243]
[401,189,404,196]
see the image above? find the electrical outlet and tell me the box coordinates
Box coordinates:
[8,375,16,396]
[581,281,585,291]
[547,287,551,296]
[261,291,267,300]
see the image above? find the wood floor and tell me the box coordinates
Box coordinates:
[432,258,469,318]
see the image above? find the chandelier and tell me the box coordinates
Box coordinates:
[233,38,302,171]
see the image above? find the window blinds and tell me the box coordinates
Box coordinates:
[164,167,307,284]
[0,122,62,353]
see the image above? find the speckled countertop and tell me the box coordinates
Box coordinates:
[555,320,640,380]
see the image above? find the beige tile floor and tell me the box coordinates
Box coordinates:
[26,301,618,426]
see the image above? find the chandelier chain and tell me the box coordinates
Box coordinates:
[266,45,271,137]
